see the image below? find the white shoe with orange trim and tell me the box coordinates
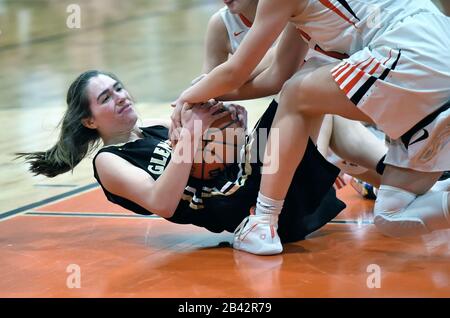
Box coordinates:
[233,214,282,255]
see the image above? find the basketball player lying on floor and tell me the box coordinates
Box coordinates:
[190,0,387,196]
[17,70,347,249]
[174,0,450,255]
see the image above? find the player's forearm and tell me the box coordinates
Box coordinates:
[218,67,285,101]
[218,83,280,101]
[181,63,247,103]
[147,130,201,217]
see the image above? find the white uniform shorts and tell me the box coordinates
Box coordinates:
[330,12,450,172]
[331,12,450,141]
[384,104,450,172]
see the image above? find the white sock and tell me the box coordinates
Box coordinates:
[255,192,284,217]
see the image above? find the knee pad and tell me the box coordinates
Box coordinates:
[374,185,450,237]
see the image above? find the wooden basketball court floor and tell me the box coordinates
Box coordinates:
[1,0,449,298]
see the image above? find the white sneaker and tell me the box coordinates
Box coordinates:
[233,214,283,255]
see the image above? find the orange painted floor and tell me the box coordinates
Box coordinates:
[1,185,449,298]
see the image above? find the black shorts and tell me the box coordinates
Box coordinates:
[170,100,346,243]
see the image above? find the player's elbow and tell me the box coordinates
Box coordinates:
[145,191,177,218]
[146,195,176,218]
[150,205,176,219]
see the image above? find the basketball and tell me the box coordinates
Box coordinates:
[190,111,246,180]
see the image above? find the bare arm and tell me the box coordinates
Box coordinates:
[218,23,308,101]
[94,130,199,218]
[96,104,229,218]
[201,12,230,74]
[177,0,298,105]
[202,11,279,85]
[248,47,275,80]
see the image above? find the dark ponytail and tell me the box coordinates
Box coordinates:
[16,70,120,177]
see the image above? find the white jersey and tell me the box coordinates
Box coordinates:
[291,0,450,140]
[219,6,335,62]
[219,6,252,54]
[291,0,442,58]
